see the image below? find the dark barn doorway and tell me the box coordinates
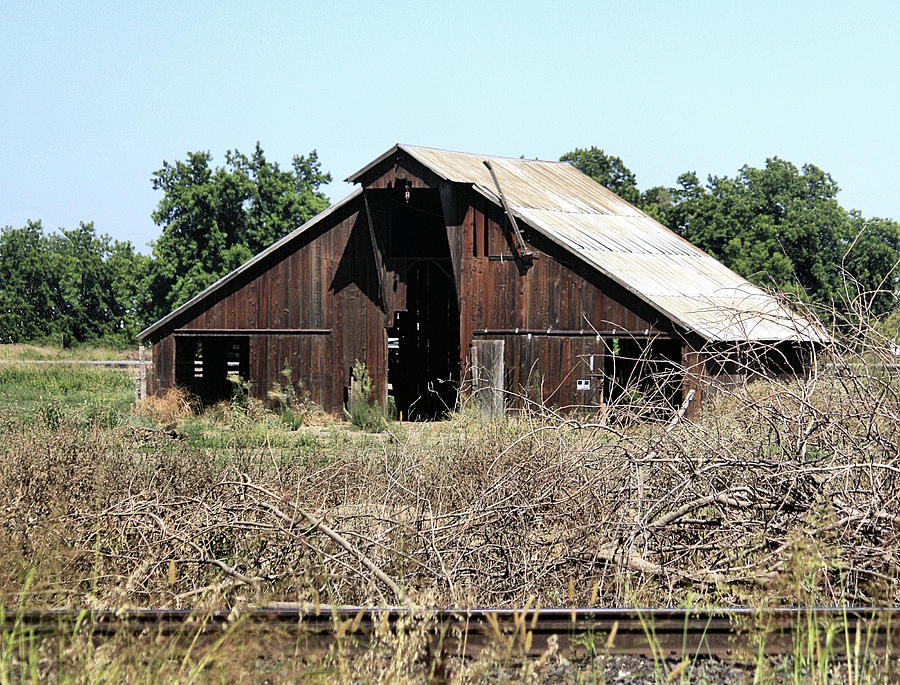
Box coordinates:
[603,337,682,408]
[388,261,460,419]
[175,336,249,405]
[380,186,460,420]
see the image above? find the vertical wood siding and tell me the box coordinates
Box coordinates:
[450,189,668,409]
[149,198,386,412]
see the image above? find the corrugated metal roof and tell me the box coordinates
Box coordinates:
[387,144,826,343]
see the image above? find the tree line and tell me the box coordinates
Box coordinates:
[2,144,898,347]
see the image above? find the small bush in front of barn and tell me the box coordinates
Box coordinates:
[131,386,197,424]
[269,362,318,430]
[346,360,387,433]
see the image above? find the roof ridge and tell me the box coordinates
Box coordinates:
[399,143,569,165]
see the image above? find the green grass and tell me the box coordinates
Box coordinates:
[179,412,322,452]
[0,363,134,423]
[0,343,136,361]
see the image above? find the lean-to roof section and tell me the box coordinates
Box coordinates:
[353,144,825,343]
[137,188,362,342]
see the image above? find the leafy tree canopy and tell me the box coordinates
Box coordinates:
[147,142,331,319]
[0,221,148,346]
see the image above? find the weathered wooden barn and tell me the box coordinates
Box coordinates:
[137,144,824,418]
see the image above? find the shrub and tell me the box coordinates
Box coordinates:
[346,360,386,433]
[132,387,196,424]
[268,363,315,429]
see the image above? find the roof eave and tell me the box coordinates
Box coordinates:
[344,144,402,183]
[472,184,826,345]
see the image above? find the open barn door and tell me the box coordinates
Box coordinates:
[379,186,461,420]
[388,260,459,419]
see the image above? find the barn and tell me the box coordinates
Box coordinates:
[137,144,825,418]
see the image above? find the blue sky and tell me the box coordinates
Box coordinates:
[1,1,898,252]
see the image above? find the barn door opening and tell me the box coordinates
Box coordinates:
[387,260,460,420]
[603,337,682,408]
[175,335,249,406]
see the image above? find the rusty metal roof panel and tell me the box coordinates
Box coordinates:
[397,145,825,343]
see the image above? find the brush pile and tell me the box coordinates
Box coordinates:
[2,321,900,610]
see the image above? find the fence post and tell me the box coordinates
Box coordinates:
[138,345,147,401]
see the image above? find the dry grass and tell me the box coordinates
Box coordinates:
[2,330,900,613]
[131,387,198,424]
[0,343,139,361]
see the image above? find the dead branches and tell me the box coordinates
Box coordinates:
[4,313,900,610]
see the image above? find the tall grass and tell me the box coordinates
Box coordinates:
[0,363,134,422]
[0,343,136,361]
[3,307,900,679]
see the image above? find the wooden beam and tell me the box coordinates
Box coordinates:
[483,160,534,271]
[174,329,331,336]
[362,191,387,309]
[473,328,671,339]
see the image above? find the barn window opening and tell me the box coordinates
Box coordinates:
[175,336,249,406]
[603,337,681,409]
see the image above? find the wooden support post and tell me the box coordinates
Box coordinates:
[681,345,705,419]
[471,340,505,419]
[138,345,146,401]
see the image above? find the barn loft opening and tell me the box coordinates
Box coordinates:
[174,335,249,405]
[382,186,460,420]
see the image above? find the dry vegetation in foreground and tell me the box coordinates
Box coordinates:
[3,317,900,681]
[2,324,900,614]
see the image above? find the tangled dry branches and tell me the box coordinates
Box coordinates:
[2,319,900,611]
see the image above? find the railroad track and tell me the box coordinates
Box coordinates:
[6,606,900,660]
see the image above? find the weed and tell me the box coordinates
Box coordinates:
[132,386,196,424]
[346,360,388,433]
[3,321,900,680]
[269,362,316,429]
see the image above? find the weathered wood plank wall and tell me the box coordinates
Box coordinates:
[450,188,667,409]
[150,197,387,412]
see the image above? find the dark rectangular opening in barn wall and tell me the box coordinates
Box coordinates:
[174,335,249,405]
[384,187,460,420]
[603,337,682,408]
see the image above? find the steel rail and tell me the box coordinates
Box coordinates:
[5,606,900,660]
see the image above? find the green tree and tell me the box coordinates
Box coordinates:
[0,221,146,346]
[0,221,57,343]
[639,185,675,223]
[147,142,331,319]
[841,214,900,318]
[662,158,855,316]
[560,147,641,205]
